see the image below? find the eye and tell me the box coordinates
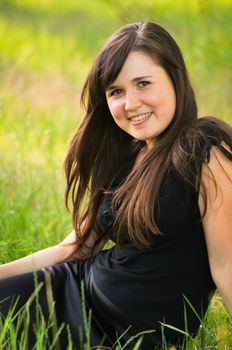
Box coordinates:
[137,80,151,87]
[109,88,123,97]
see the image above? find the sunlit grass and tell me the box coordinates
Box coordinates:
[0,284,231,349]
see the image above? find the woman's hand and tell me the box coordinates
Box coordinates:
[199,145,232,314]
[0,230,77,280]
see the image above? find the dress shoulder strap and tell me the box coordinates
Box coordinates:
[202,141,232,163]
[218,144,232,161]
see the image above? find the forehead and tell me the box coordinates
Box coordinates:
[111,51,162,84]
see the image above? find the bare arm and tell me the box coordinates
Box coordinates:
[0,230,77,279]
[199,146,232,314]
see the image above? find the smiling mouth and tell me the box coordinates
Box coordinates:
[128,112,152,123]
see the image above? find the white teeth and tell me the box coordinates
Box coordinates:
[130,112,152,122]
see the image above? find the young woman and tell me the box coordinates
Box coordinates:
[1,22,232,349]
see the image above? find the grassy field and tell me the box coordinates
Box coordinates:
[0,0,232,348]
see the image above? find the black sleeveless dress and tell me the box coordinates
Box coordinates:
[0,146,221,349]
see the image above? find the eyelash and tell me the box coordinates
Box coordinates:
[138,80,151,87]
[109,80,151,97]
[110,88,122,97]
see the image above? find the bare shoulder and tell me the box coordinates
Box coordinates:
[199,144,232,215]
[206,144,232,175]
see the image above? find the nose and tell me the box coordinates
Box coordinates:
[124,90,141,111]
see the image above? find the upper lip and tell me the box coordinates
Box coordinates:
[127,112,152,120]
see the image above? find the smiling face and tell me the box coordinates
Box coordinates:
[105,51,176,150]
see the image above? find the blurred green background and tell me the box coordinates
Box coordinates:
[0,0,231,260]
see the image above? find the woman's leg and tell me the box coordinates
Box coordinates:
[0,269,51,348]
[0,261,108,349]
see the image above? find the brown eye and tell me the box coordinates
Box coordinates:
[138,81,150,87]
[110,89,122,96]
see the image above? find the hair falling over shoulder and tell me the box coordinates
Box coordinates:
[64,22,232,259]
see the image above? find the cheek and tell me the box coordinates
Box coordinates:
[169,91,176,116]
[107,100,124,120]
[158,88,176,117]
[167,83,176,111]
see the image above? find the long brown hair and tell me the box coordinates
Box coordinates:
[64,22,232,258]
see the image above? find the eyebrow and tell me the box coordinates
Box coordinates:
[105,75,153,92]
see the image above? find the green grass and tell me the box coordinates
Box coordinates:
[1,277,231,349]
[0,0,232,348]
